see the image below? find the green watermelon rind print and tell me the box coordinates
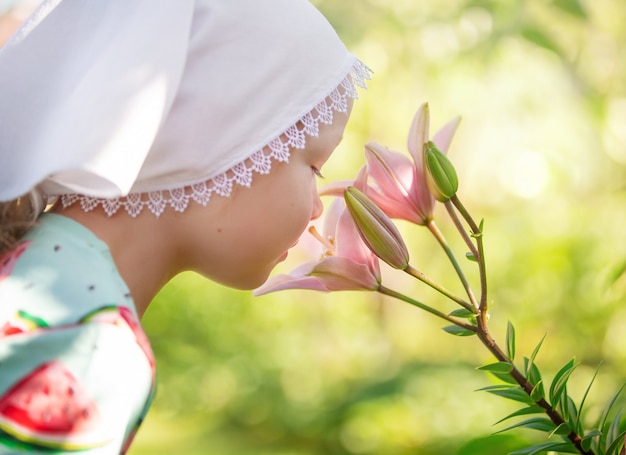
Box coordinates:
[0,428,58,452]
[0,416,111,451]
[0,415,111,451]
[79,305,119,324]
[16,310,50,329]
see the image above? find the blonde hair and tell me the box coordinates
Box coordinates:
[0,195,35,256]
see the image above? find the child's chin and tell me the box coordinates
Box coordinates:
[222,270,273,291]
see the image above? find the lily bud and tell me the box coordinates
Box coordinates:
[424,141,458,202]
[344,186,410,270]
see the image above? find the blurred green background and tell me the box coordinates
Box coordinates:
[3,0,626,453]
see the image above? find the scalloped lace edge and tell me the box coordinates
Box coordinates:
[60,59,372,218]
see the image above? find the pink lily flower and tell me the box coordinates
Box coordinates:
[318,165,369,197]
[364,103,460,225]
[254,199,381,295]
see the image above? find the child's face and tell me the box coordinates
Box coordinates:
[180,100,353,289]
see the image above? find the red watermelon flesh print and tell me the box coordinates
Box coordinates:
[81,306,155,372]
[0,241,31,283]
[0,361,111,450]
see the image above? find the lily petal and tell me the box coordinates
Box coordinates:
[432,116,461,155]
[310,256,380,291]
[365,143,416,202]
[407,102,430,166]
[364,142,434,224]
[254,262,331,295]
[319,180,354,197]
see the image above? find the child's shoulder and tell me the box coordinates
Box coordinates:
[0,213,135,327]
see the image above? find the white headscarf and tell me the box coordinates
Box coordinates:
[0,0,371,216]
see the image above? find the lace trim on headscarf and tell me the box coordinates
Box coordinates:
[60,59,372,217]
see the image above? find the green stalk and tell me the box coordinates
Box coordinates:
[444,201,479,260]
[377,285,477,332]
[403,264,475,313]
[450,195,488,318]
[426,219,479,310]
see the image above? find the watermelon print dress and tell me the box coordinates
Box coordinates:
[0,213,156,454]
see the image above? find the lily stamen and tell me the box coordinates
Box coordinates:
[308,226,335,257]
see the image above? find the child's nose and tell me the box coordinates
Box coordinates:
[310,192,323,221]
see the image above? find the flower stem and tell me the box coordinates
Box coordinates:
[444,201,479,260]
[446,196,592,453]
[426,219,480,311]
[403,264,475,313]
[377,285,477,331]
[380,280,592,454]
[450,195,489,319]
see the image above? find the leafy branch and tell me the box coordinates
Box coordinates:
[340,119,626,454]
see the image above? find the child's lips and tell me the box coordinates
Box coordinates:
[282,242,299,259]
[278,241,298,262]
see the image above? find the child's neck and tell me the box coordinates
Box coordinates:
[51,204,180,317]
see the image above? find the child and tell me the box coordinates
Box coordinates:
[0,0,371,453]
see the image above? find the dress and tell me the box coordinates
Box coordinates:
[0,214,155,454]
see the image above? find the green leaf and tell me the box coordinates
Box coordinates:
[606,430,626,455]
[449,308,475,319]
[465,252,477,262]
[548,422,571,437]
[528,362,543,387]
[509,441,579,454]
[598,382,626,434]
[442,325,475,337]
[494,405,544,425]
[576,363,601,433]
[553,0,587,19]
[506,321,516,361]
[526,334,547,375]
[478,362,514,374]
[530,380,545,402]
[560,396,578,430]
[583,429,603,440]
[549,358,577,407]
[490,370,519,385]
[480,385,534,405]
[493,417,556,435]
[479,384,512,391]
[606,411,624,453]
[581,429,602,452]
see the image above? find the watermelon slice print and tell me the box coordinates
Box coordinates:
[0,241,31,283]
[81,305,155,373]
[0,311,49,338]
[0,361,111,450]
[80,306,156,454]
